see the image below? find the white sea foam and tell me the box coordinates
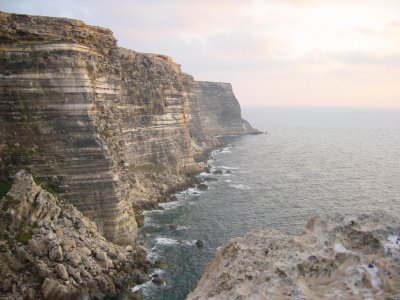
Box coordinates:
[143,222,160,229]
[151,268,165,277]
[219,149,232,153]
[176,225,190,230]
[215,165,239,170]
[186,188,202,195]
[155,237,198,246]
[131,269,166,294]
[131,281,152,293]
[225,179,232,183]
[146,251,159,262]
[159,200,182,210]
[200,171,211,177]
[155,237,179,245]
[229,184,251,190]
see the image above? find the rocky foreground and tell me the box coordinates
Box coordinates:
[188,212,400,299]
[0,170,155,299]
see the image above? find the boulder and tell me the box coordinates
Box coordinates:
[95,249,107,261]
[117,253,127,263]
[27,239,47,257]
[194,240,204,248]
[1,278,12,292]
[151,276,164,285]
[49,246,63,261]
[78,247,91,257]
[136,246,147,259]
[170,195,178,201]
[55,264,69,281]
[36,261,52,279]
[107,250,118,259]
[61,239,76,252]
[132,270,148,284]
[41,278,77,300]
[65,251,81,268]
[197,183,208,191]
[16,247,29,262]
[125,245,133,252]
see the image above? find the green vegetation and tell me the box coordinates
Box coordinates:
[73,222,79,231]
[0,179,12,199]
[15,231,32,245]
[1,144,38,158]
[32,175,58,196]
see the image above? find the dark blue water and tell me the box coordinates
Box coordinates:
[136,107,400,299]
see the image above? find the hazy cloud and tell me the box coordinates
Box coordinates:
[2,0,400,107]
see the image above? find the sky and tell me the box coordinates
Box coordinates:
[2,0,400,107]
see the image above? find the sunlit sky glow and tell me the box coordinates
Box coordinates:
[2,0,400,107]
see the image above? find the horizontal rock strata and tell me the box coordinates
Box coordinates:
[0,12,257,244]
[188,212,400,300]
[193,81,259,136]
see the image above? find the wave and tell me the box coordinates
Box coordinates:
[159,199,182,210]
[176,225,190,230]
[155,237,200,246]
[229,184,251,190]
[131,269,166,294]
[214,165,239,170]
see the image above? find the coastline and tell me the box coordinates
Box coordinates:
[133,142,240,298]
[0,11,260,299]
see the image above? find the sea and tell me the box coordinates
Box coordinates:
[136,106,400,299]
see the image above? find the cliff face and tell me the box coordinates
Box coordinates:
[188,212,400,300]
[0,12,257,244]
[193,81,259,136]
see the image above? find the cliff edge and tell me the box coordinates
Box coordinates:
[0,11,258,245]
[188,212,400,299]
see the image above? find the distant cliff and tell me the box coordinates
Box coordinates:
[0,12,258,245]
[193,81,259,136]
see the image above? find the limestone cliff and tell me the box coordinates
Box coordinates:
[188,212,400,299]
[0,12,257,245]
[193,81,259,136]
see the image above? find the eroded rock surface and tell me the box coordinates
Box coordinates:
[0,170,152,299]
[0,12,257,244]
[188,212,400,300]
[193,81,260,136]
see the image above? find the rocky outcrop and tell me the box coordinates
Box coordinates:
[188,212,400,300]
[0,12,258,244]
[0,170,152,299]
[193,81,259,136]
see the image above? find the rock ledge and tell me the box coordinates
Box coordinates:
[188,212,400,300]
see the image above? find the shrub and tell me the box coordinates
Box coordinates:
[0,180,12,199]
